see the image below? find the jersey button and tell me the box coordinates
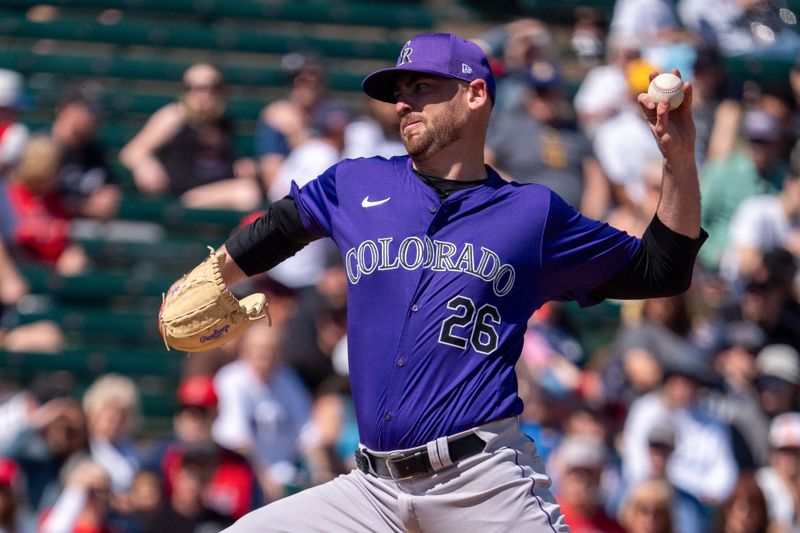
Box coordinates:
[411,304,419,312]
[428,205,436,213]
[396,356,405,367]
[384,412,392,422]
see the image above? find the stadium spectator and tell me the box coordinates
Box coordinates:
[756,412,800,530]
[486,59,610,219]
[592,58,663,211]
[3,135,88,275]
[553,435,624,533]
[212,321,312,502]
[679,0,800,58]
[82,375,141,498]
[343,98,405,160]
[714,472,771,533]
[262,101,350,290]
[610,422,710,532]
[618,477,674,533]
[610,294,700,400]
[0,68,29,240]
[5,396,87,513]
[736,250,800,350]
[143,375,260,524]
[573,35,641,139]
[477,18,554,114]
[570,8,605,64]
[255,53,329,194]
[704,321,770,469]
[39,457,113,533]
[720,146,800,284]
[0,458,22,533]
[700,108,789,271]
[605,156,664,238]
[120,63,260,211]
[142,445,229,533]
[689,46,740,165]
[754,344,800,419]
[51,83,119,221]
[279,258,348,394]
[621,350,738,504]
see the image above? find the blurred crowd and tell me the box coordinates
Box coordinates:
[1,0,800,531]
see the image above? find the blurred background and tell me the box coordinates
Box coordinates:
[1,0,800,531]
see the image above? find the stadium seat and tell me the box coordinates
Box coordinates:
[1,0,435,29]
[0,46,365,92]
[0,9,407,60]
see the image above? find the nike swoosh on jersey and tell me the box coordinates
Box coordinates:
[361,196,391,208]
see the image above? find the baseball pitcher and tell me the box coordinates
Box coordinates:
[159,33,706,532]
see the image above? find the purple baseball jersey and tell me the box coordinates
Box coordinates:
[290,155,640,452]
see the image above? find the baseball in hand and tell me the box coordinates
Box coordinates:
[647,73,685,111]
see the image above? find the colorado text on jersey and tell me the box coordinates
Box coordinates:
[344,235,516,297]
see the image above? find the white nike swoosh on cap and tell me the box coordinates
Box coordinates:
[361,196,391,208]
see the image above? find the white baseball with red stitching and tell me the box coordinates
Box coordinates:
[647,73,684,111]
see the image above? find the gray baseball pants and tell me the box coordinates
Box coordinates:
[224,417,568,532]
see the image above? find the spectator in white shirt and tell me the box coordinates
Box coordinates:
[622,352,738,504]
[213,322,312,502]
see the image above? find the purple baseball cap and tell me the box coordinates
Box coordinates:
[362,33,495,104]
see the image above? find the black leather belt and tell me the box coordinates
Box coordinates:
[355,433,486,480]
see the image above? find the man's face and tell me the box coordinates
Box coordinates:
[772,446,800,481]
[57,103,98,146]
[393,74,470,160]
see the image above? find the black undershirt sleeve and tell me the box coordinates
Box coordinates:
[589,215,709,300]
[224,196,318,277]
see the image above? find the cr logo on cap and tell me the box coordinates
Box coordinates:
[398,41,413,65]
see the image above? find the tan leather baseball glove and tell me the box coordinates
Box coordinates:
[158,247,269,352]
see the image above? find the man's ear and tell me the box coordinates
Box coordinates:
[466,79,490,110]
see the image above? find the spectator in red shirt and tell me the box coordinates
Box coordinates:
[554,436,624,533]
[4,135,87,275]
[144,375,261,525]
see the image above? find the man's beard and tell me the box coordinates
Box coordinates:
[401,99,468,160]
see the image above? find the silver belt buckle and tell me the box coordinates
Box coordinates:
[385,450,421,480]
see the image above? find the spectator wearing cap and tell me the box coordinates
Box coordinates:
[621,349,738,505]
[212,321,313,503]
[704,321,770,469]
[755,344,800,419]
[741,248,800,348]
[143,375,260,525]
[700,108,790,271]
[610,422,710,533]
[120,63,260,211]
[552,436,624,533]
[50,83,119,222]
[720,140,800,284]
[486,59,610,219]
[756,412,800,529]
